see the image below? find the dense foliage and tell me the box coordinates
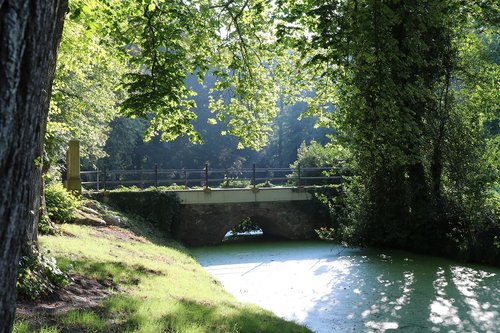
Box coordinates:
[46,0,126,173]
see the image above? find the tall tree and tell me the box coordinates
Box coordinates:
[46,4,126,171]
[0,0,68,331]
[277,0,499,251]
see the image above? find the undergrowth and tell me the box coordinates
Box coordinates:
[16,247,69,301]
[44,183,81,224]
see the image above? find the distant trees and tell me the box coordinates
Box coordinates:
[259,102,331,168]
[98,75,329,170]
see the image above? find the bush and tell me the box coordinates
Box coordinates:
[17,248,69,300]
[288,140,350,186]
[45,183,80,223]
[219,177,251,188]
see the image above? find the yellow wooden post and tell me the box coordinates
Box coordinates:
[65,140,82,193]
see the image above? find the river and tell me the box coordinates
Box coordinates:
[191,239,500,333]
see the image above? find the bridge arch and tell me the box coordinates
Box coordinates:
[222,213,286,242]
[175,200,329,246]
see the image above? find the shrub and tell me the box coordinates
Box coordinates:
[219,177,251,188]
[45,183,80,223]
[288,140,350,186]
[17,248,69,300]
[111,185,141,192]
[147,185,186,191]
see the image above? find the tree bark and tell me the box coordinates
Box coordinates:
[0,1,67,331]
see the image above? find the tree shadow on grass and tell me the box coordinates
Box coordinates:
[15,260,162,333]
[110,209,192,255]
[100,294,312,333]
[16,293,311,332]
[161,298,312,333]
[56,258,160,286]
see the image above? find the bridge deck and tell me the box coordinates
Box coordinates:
[175,186,314,204]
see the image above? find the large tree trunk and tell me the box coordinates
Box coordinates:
[0,1,67,331]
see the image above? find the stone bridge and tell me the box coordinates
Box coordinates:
[92,187,333,247]
[173,187,330,246]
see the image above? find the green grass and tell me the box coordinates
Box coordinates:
[14,210,312,333]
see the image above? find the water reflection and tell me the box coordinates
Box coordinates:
[191,241,500,333]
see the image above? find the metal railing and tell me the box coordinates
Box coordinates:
[80,164,342,191]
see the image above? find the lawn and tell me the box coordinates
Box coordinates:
[14,208,312,333]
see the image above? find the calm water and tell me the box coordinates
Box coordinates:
[191,240,500,333]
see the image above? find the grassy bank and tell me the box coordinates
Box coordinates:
[14,211,311,332]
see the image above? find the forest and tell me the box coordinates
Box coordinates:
[0,0,499,332]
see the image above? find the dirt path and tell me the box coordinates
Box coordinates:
[17,275,117,317]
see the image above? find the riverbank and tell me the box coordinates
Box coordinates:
[14,210,312,332]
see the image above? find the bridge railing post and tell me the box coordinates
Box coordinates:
[183,169,188,188]
[103,169,107,191]
[64,140,82,193]
[154,163,158,188]
[252,163,256,188]
[205,163,209,189]
[96,168,100,191]
[297,163,301,187]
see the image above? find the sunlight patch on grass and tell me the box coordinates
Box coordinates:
[62,309,108,331]
[13,321,60,333]
[12,321,30,333]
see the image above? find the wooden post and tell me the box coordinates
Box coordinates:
[64,140,82,193]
